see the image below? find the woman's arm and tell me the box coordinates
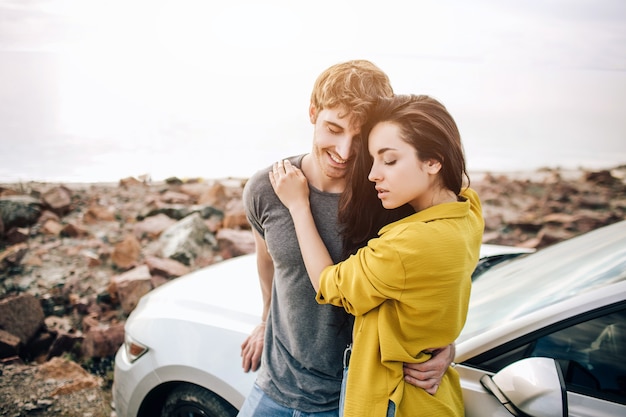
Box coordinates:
[269,160,332,291]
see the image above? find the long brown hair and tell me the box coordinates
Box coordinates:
[338,94,469,257]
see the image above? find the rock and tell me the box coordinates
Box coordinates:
[41,218,63,236]
[0,358,109,417]
[61,221,90,238]
[198,182,229,209]
[83,204,116,223]
[585,169,620,186]
[0,195,43,230]
[81,322,125,358]
[0,293,45,345]
[139,202,191,220]
[0,328,21,357]
[161,190,194,204]
[133,213,176,239]
[0,167,624,416]
[25,330,56,359]
[0,177,259,415]
[222,198,249,229]
[145,255,191,278]
[46,329,84,359]
[111,234,142,269]
[159,212,214,265]
[3,227,29,244]
[110,265,153,314]
[216,228,255,259]
[39,356,101,395]
[41,186,73,216]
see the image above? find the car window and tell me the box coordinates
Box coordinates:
[459,222,626,343]
[468,305,626,405]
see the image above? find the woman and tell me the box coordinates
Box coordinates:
[269,94,484,416]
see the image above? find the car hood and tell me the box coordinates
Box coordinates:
[129,254,262,333]
[130,244,531,327]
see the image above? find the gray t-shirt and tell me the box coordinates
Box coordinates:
[243,154,353,412]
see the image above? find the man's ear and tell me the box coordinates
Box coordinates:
[309,103,317,124]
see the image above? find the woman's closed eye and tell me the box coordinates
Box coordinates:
[384,160,396,166]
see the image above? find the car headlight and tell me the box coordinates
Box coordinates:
[124,333,149,363]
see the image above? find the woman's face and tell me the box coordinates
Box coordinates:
[367,121,440,211]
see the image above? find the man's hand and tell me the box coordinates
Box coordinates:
[240,322,266,372]
[403,343,455,395]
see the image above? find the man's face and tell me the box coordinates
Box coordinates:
[310,106,360,181]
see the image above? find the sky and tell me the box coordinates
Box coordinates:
[0,0,625,182]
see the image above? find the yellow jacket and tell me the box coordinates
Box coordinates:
[316,188,484,417]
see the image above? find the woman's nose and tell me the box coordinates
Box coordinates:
[368,165,379,182]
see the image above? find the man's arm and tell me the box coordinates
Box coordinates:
[240,229,274,372]
[404,343,455,395]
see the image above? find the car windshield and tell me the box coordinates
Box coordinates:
[459,221,626,342]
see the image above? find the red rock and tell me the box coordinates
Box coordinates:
[39,357,101,395]
[110,265,153,314]
[179,182,211,199]
[216,228,255,259]
[41,218,63,236]
[222,199,249,229]
[197,182,228,209]
[80,322,125,358]
[133,213,176,239]
[62,222,90,238]
[83,205,115,223]
[42,186,72,216]
[111,234,142,269]
[0,293,45,344]
[151,274,169,288]
[38,210,60,224]
[160,190,194,204]
[145,255,190,278]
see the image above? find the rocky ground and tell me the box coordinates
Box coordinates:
[0,165,625,417]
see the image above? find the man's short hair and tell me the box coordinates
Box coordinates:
[310,60,393,129]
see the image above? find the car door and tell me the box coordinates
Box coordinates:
[460,303,626,417]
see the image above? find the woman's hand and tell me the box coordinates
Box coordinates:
[270,159,330,291]
[269,160,309,211]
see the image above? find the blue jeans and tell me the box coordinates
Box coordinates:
[237,383,340,417]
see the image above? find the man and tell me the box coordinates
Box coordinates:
[238,60,453,417]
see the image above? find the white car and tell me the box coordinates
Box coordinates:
[113,223,626,417]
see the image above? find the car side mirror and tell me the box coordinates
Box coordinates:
[480,357,567,417]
